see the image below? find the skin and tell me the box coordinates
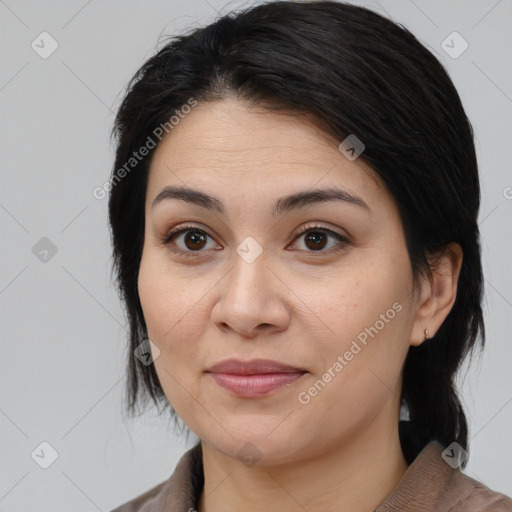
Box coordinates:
[138,96,463,512]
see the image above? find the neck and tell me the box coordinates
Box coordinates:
[197,414,409,512]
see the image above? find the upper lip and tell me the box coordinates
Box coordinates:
[207,358,307,375]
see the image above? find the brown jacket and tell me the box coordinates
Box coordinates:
[111,440,512,511]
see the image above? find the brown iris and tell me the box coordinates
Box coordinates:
[304,231,328,251]
[184,230,208,250]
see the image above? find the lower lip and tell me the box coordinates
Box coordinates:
[209,372,306,397]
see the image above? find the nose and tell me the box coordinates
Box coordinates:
[211,251,291,338]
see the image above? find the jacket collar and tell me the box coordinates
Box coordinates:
[152,438,456,511]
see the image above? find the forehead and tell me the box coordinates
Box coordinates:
[146,98,386,211]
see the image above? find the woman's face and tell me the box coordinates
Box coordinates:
[138,97,424,464]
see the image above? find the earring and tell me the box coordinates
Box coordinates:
[424,329,430,340]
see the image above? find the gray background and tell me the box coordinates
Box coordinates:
[1,0,511,510]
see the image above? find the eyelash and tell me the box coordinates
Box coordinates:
[160,223,350,258]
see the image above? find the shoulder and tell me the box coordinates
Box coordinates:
[110,479,171,512]
[377,439,512,512]
[110,442,203,512]
[447,470,512,512]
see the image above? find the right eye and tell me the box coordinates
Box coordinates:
[161,224,222,257]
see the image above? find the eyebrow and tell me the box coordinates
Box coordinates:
[151,185,371,216]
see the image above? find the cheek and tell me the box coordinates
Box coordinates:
[137,252,208,361]
[138,245,207,329]
[294,298,410,438]
[291,257,412,400]
[137,253,213,418]
[289,257,406,341]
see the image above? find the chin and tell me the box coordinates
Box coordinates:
[201,427,305,467]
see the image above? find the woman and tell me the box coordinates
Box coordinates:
[108,1,512,510]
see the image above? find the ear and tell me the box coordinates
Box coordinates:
[410,242,463,347]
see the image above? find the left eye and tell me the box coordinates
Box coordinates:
[291,227,348,253]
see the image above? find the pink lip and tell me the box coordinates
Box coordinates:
[209,372,306,397]
[207,358,306,374]
[206,358,307,397]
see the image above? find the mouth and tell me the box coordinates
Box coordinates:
[207,371,307,397]
[206,358,308,398]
